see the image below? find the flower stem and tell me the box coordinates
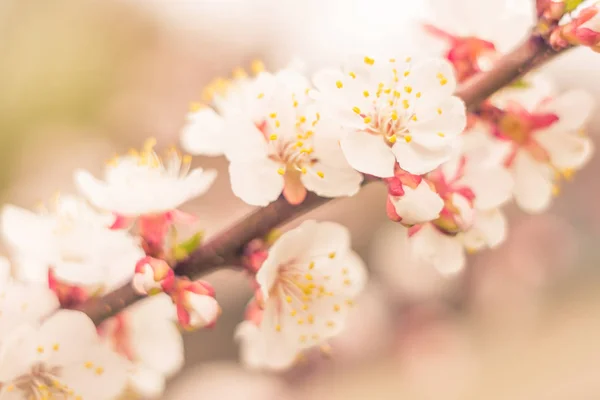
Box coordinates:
[76,34,570,326]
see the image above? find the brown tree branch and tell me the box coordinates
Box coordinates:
[76,35,569,326]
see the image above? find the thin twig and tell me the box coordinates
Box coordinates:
[76,35,569,326]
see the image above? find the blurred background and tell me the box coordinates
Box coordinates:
[2,0,600,398]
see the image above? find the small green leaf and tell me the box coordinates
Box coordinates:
[509,79,532,89]
[565,0,584,13]
[173,231,204,261]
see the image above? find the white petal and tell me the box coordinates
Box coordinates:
[235,320,298,371]
[411,225,465,275]
[536,131,593,170]
[410,96,467,143]
[0,324,38,381]
[60,343,130,400]
[222,119,269,163]
[38,310,99,366]
[129,366,166,399]
[462,209,508,251]
[461,166,514,210]
[129,298,183,376]
[538,90,595,132]
[180,108,225,156]
[229,159,284,206]
[301,161,363,198]
[406,58,456,103]
[340,131,395,177]
[390,181,444,225]
[512,151,554,214]
[391,140,453,175]
[0,282,59,338]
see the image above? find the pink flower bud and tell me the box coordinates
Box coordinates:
[132,257,174,295]
[172,279,220,331]
[574,6,600,46]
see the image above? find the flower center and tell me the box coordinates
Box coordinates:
[4,363,75,400]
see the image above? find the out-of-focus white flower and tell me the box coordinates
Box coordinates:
[1,195,143,290]
[165,362,290,400]
[220,70,362,206]
[0,260,59,337]
[313,56,466,177]
[74,139,216,217]
[235,220,367,370]
[422,0,534,55]
[476,90,595,213]
[101,295,184,399]
[180,61,306,157]
[0,310,129,400]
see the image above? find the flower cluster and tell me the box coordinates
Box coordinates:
[0,0,595,395]
[376,0,595,277]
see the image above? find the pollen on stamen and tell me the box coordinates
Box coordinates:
[302,304,309,311]
[363,116,372,124]
[317,171,325,179]
[257,93,264,99]
[388,134,397,143]
[346,299,354,307]
[562,168,575,180]
[290,310,297,316]
[437,108,443,115]
[402,100,410,109]
[437,72,448,86]
[389,58,396,62]
[305,273,313,281]
[552,184,560,196]
[296,141,304,147]
[269,134,278,141]
[326,321,336,328]
[308,261,315,269]
[336,80,343,89]
[307,314,315,324]
[301,167,307,174]
[6,385,14,392]
[391,111,398,121]
[393,90,401,98]
[333,304,341,312]
[275,120,281,128]
[416,92,422,98]
[437,132,445,137]
[411,115,418,122]
[52,343,60,351]
[348,71,356,79]
[37,346,44,353]
[84,361,94,369]
[189,102,205,112]
[328,252,336,259]
[404,71,410,77]
[277,168,285,176]
[363,90,370,98]
[344,279,352,286]
[405,57,412,62]
[404,86,413,94]
[251,60,265,74]
[352,106,361,115]
[269,112,277,119]
[364,56,375,65]
[285,295,292,303]
[297,318,304,325]
[275,324,282,332]
[404,135,413,143]
[95,367,104,376]
[232,67,248,79]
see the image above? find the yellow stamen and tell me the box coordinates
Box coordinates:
[277,168,285,175]
[363,90,370,98]
[352,106,361,114]
[404,86,412,94]
[363,116,372,124]
[328,252,336,259]
[336,80,343,88]
[269,134,278,141]
[404,135,412,143]
[388,135,397,143]
[364,56,375,65]
[317,171,325,178]
[269,112,277,119]
[251,59,265,74]
[349,71,357,79]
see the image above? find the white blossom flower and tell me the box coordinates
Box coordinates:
[221,70,363,206]
[235,220,367,370]
[1,195,143,290]
[313,56,466,177]
[0,261,59,337]
[180,62,308,157]
[101,295,184,399]
[472,90,594,213]
[0,310,129,400]
[74,139,216,216]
